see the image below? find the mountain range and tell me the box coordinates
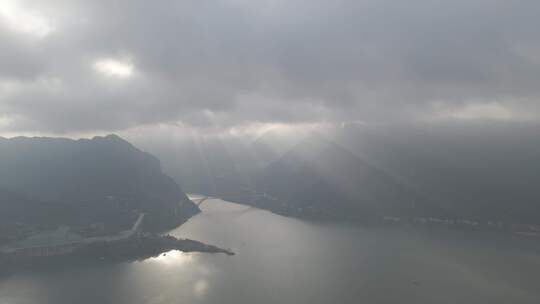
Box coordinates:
[138,123,540,224]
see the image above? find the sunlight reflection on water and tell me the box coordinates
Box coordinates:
[143,250,196,267]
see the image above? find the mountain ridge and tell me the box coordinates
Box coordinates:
[0,134,199,234]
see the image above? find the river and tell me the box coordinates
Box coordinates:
[1,197,540,304]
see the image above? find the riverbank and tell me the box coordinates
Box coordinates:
[3,197,540,304]
[0,234,233,273]
[217,193,540,239]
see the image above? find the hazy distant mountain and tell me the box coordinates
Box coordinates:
[138,135,246,196]
[134,132,297,196]
[257,134,435,219]
[138,130,309,198]
[255,124,540,222]
[250,129,307,168]
[129,123,540,224]
[0,135,199,231]
[332,123,540,223]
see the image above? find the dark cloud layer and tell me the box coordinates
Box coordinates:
[0,0,539,134]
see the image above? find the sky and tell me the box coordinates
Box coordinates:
[0,0,539,137]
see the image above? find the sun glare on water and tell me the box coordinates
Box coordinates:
[143,250,195,267]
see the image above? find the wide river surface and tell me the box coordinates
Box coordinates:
[1,196,540,304]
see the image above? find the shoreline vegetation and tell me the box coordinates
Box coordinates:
[0,233,234,273]
[218,193,540,239]
[0,199,233,272]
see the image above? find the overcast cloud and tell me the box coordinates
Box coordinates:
[0,0,539,135]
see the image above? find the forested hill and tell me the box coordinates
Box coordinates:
[0,135,199,232]
[256,135,432,219]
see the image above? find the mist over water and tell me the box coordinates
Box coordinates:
[2,197,540,304]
